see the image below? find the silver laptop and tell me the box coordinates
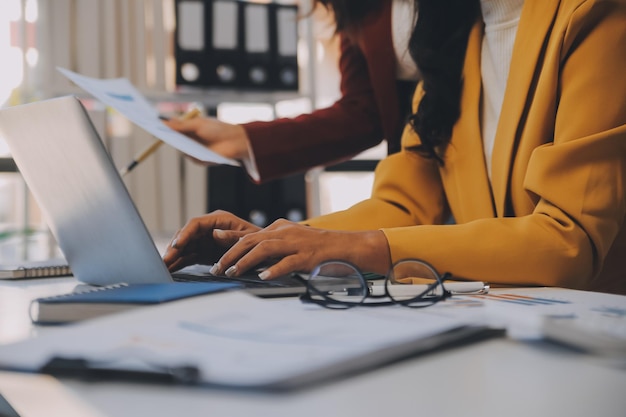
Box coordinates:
[0,96,304,295]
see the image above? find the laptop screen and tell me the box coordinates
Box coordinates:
[0,96,173,286]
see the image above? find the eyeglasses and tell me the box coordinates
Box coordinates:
[300,258,453,309]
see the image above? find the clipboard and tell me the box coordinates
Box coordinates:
[0,292,503,391]
[39,325,502,390]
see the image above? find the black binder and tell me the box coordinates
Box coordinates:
[175,0,299,91]
[175,0,242,87]
[270,3,299,90]
[207,165,307,227]
[242,2,272,89]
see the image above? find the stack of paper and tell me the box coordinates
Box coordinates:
[0,292,499,390]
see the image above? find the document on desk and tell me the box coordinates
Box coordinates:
[0,292,501,390]
[57,68,238,167]
[467,287,626,355]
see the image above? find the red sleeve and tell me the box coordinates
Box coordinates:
[243,34,385,183]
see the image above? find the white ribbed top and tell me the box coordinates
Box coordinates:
[392,0,420,81]
[480,0,524,179]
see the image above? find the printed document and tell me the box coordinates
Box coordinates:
[58,68,238,167]
[0,292,491,389]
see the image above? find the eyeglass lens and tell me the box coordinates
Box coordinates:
[307,261,367,307]
[385,259,444,307]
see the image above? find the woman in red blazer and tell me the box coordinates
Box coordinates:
[168,0,418,182]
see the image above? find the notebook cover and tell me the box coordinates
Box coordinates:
[0,259,71,280]
[38,282,241,305]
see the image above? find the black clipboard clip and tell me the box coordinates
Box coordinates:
[41,356,201,385]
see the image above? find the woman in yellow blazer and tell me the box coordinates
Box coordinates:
[164,0,626,295]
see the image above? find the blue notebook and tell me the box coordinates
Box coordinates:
[30,282,241,325]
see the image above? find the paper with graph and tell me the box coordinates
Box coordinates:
[58,68,238,167]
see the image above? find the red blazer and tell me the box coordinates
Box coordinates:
[243,0,402,183]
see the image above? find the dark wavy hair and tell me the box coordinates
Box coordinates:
[407,0,480,163]
[312,0,478,162]
[312,0,382,33]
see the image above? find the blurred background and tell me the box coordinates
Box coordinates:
[0,0,384,262]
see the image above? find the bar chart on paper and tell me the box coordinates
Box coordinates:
[473,293,572,307]
[464,288,626,346]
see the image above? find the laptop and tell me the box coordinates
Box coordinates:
[0,96,305,297]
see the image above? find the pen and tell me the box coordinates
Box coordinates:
[368,281,489,297]
[119,108,201,177]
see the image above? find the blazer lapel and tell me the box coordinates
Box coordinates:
[490,0,560,216]
[443,21,497,221]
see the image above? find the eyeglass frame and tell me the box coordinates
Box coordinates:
[299,258,453,309]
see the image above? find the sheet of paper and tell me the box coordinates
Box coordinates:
[58,68,238,167]
[0,292,476,388]
[462,287,626,339]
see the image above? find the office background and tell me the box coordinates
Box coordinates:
[0,0,385,262]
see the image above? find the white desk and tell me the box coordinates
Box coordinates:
[0,277,625,417]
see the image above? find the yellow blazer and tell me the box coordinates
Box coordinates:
[306,0,626,294]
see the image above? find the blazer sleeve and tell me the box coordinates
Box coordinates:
[307,1,626,293]
[242,34,386,183]
[304,99,451,232]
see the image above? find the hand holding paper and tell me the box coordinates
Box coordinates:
[57,68,239,167]
[119,108,202,177]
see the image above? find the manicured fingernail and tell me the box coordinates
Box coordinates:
[210,262,221,275]
[214,229,225,239]
[171,239,178,249]
[225,265,238,277]
[258,270,271,281]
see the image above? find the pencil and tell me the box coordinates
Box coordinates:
[119,108,201,177]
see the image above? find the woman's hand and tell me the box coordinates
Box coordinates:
[163,210,261,272]
[164,117,251,161]
[210,219,391,280]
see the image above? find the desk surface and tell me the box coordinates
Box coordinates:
[0,277,625,417]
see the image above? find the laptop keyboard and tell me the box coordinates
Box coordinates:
[172,270,304,289]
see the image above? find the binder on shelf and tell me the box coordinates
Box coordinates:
[271,3,299,90]
[243,2,272,89]
[175,0,243,88]
[207,165,307,227]
[174,0,299,91]
[209,0,244,87]
[175,0,208,86]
